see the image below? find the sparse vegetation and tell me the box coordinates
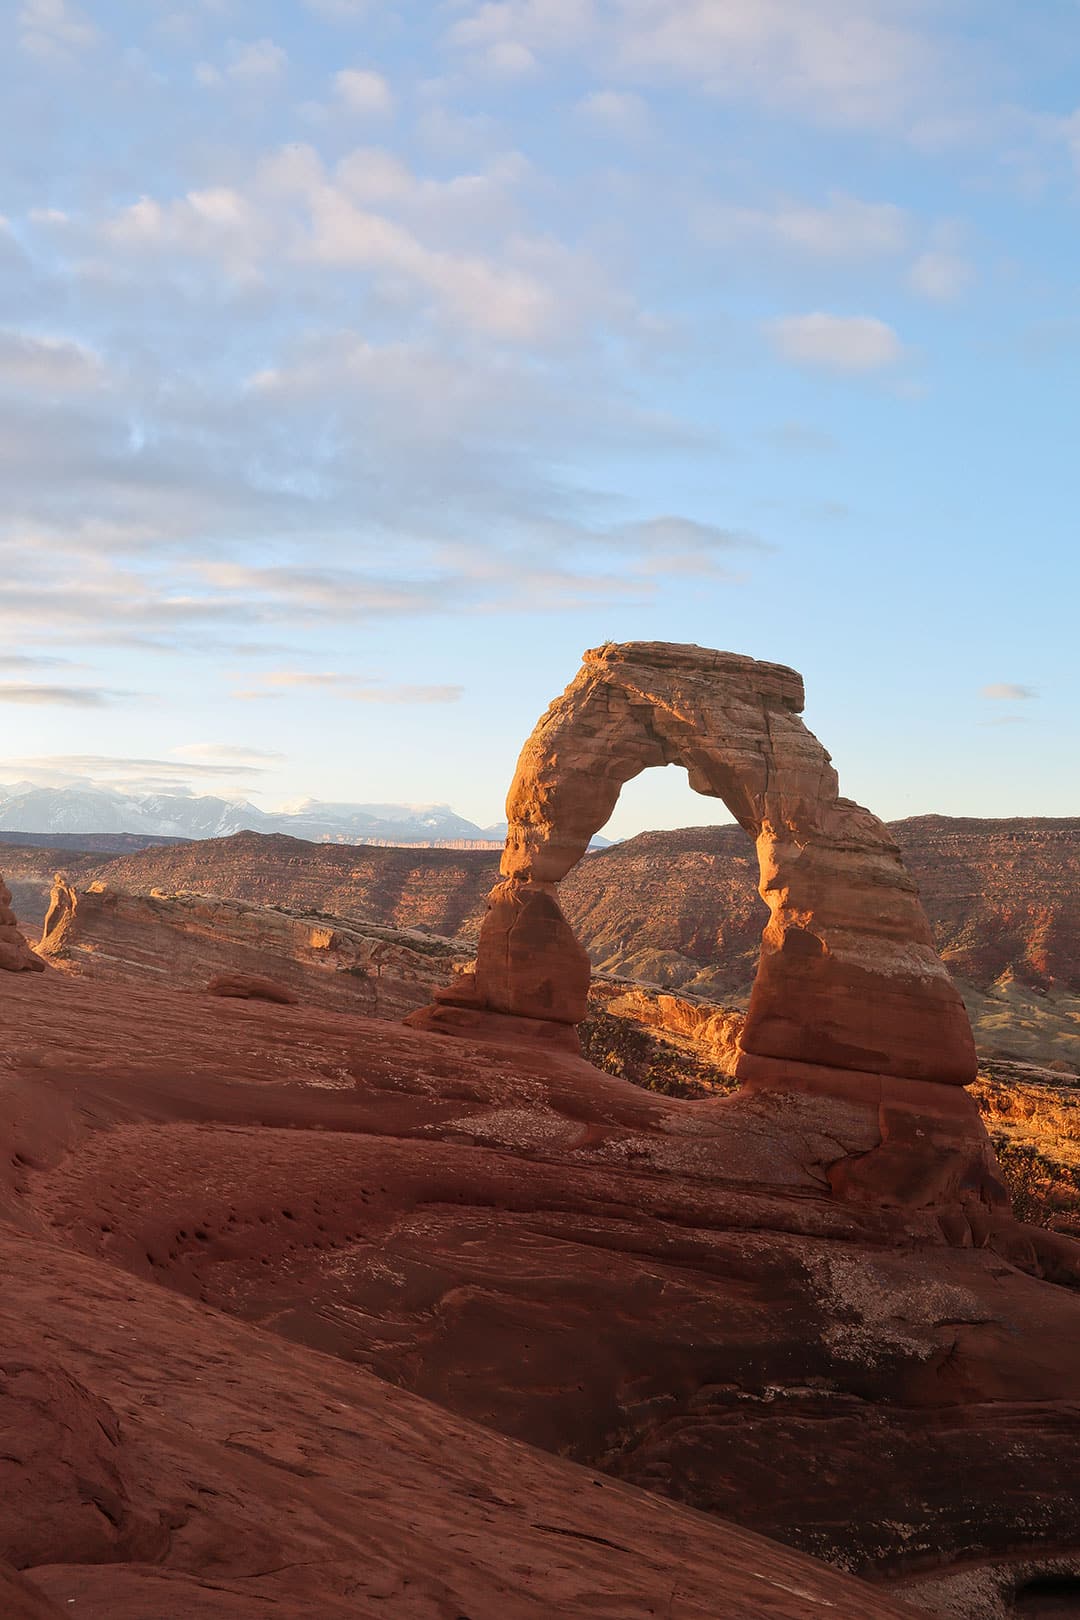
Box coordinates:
[578,1007,736,1100]
[992,1136,1080,1230]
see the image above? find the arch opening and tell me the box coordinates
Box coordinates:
[568,766,764,1001]
[594,761,741,846]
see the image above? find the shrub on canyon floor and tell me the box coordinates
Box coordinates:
[992,1136,1080,1229]
[578,1008,735,1100]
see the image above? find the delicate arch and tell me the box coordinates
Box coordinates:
[412,642,976,1089]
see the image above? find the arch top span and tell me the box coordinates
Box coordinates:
[502,640,826,885]
[582,640,806,706]
[410,641,977,1095]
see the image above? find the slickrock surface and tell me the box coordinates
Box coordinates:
[37,879,469,1019]
[207,971,300,1004]
[2,967,1079,1618]
[0,875,44,973]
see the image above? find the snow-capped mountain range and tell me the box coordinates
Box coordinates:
[0,783,519,846]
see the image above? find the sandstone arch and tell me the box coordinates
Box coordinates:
[413,641,976,1095]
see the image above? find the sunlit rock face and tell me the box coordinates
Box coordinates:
[414,640,975,1077]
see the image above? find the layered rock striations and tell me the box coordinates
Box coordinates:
[8,815,1074,1014]
[65,832,495,938]
[38,879,468,1019]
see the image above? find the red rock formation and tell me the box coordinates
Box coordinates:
[9,814,1073,1008]
[412,643,975,1072]
[407,642,1005,1212]
[0,875,44,973]
[37,879,469,1019]
[2,965,1079,1616]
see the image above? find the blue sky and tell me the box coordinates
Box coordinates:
[1,0,1077,838]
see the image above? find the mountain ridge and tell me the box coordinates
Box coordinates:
[0,783,524,846]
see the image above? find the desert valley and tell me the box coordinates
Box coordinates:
[2,641,1078,1619]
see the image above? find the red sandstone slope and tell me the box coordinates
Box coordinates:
[4,968,1080,1619]
[0,969,946,1620]
[37,880,469,1019]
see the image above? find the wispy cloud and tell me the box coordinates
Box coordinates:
[981,682,1038,701]
[103,144,561,339]
[908,249,973,301]
[234,670,463,703]
[172,743,286,766]
[767,312,903,372]
[760,422,837,453]
[18,0,97,62]
[0,652,77,669]
[447,0,943,133]
[0,330,102,390]
[576,89,651,141]
[703,193,908,260]
[0,683,133,707]
[2,753,272,784]
[335,68,395,117]
[196,38,288,89]
[603,516,770,577]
